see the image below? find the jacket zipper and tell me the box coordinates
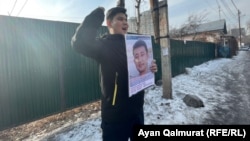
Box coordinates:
[112,72,118,106]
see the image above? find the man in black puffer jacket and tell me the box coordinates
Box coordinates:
[71,6,157,141]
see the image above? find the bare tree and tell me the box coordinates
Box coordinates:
[134,0,148,34]
[117,0,147,34]
[169,24,189,40]
[169,26,179,38]
[185,11,209,40]
[135,0,142,33]
[150,0,160,43]
[170,11,209,40]
[116,0,125,7]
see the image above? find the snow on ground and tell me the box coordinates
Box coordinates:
[29,51,247,141]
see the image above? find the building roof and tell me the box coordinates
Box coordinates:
[182,19,227,35]
[196,19,227,34]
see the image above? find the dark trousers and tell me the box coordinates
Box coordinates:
[101,110,144,141]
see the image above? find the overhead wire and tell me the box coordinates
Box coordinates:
[216,0,236,26]
[230,0,238,11]
[220,0,236,18]
[17,0,29,16]
[215,0,221,19]
[9,0,18,16]
[205,0,217,11]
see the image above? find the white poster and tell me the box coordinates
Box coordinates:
[125,34,155,97]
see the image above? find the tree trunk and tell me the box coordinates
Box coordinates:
[150,0,160,44]
[116,0,125,7]
[135,0,141,34]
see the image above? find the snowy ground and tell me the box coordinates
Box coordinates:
[7,51,250,141]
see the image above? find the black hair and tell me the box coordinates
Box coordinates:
[133,40,148,53]
[106,7,127,20]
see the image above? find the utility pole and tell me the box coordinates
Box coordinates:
[238,9,242,47]
[216,0,221,20]
[231,0,242,47]
[150,0,172,99]
[218,6,221,20]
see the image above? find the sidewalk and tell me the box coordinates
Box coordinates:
[2,51,249,141]
[203,50,250,124]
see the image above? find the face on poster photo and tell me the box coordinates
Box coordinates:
[125,34,155,96]
[126,37,153,78]
[133,42,149,76]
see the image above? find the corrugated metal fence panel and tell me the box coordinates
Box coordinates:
[0,16,60,129]
[0,15,216,131]
[0,16,103,130]
[170,39,186,77]
[170,39,216,77]
[151,38,162,82]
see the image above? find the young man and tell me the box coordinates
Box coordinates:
[133,40,150,76]
[71,6,157,141]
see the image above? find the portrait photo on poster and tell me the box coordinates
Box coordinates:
[125,34,155,97]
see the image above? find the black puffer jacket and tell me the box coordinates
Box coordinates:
[71,7,144,123]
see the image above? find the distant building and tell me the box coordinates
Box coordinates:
[242,35,250,46]
[128,0,166,36]
[128,1,227,44]
[128,10,154,35]
[231,28,246,46]
[173,19,227,43]
[231,28,246,38]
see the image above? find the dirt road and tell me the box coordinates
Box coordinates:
[203,51,250,124]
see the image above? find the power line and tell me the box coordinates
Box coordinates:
[17,0,29,16]
[220,0,236,18]
[221,7,235,25]
[229,0,242,46]
[9,0,18,16]
[216,0,221,20]
[231,0,238,11]
[214,0,236,27]
[207,0,216,10]
[205,0,217,11]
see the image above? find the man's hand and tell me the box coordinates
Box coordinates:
[150,59,158,73]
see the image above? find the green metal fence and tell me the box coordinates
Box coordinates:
[170,39,216,77]
[0,15,216,131]
[0,16,104,130]
[151,39,216,78]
